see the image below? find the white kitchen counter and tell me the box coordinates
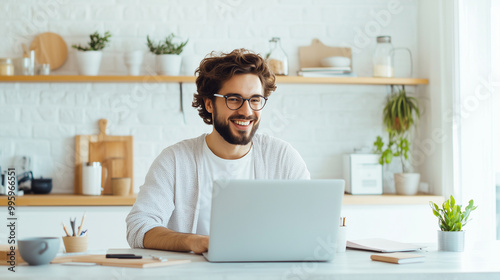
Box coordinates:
[6,242,500,279]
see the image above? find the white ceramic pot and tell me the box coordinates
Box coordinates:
[438,230,464,252]
[124,50,144,76]
[156,54,182,76]
[75,51,103,76]
[394,173,420,195]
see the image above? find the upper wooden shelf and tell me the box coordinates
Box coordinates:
[0,75,428,85]
[0,194,442,206]
[0,194,137,206]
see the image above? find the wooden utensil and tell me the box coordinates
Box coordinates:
[29,32,68,70]
[75,119,133,195]
[298,38,352,68]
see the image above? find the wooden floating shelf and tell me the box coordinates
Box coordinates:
[0,194,137,206]
[0,75,428,85]
[0,194,442,206]
[343,194,444,205]
[277,76,428,85]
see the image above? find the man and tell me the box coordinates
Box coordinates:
[126,49,310,254]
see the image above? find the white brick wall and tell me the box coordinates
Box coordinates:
[0,0,420,193]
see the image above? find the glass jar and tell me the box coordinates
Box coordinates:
[0,58,14,76]
[373,36,394,77]
[266,37,288,76]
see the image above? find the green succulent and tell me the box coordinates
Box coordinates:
[429,195,477,231]
[147,34,188,55]
[72,31,111,51]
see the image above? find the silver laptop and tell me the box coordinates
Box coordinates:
[203,179,345,262]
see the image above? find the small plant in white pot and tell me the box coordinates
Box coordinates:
[147,34,188,76]
[429,195,477,251]
[373,87,421,195]
[72,31,111,76]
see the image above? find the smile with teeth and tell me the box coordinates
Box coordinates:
[232,120,252,126]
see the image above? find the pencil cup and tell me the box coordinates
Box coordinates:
[112,177,131,196]
[337,226,347,253]
[62,235,88,253]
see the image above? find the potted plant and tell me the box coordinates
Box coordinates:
[373,87,421,195]
[429,195,477,251]
[147,34,188,76]
[72,31,111,76]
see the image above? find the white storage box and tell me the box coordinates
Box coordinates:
[343,154,383,195]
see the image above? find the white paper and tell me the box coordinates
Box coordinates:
[346,238,426,252]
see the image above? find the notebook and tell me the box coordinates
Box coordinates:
[370,252,425,264]
[203,179,345,262]
[346,238,426,253]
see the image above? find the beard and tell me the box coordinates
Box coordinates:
[212,105,259,145]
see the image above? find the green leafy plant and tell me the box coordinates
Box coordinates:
[373,88,420,172]
[147,34,188,55]
[72,31,111,51]
[373,133,410,172]
[382,88,420,134]
[429,195,477,231]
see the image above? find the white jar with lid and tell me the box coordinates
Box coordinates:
[0,58,15,76]
[372,36,394,77]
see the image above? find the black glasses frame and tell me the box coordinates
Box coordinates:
[213,94,268,111]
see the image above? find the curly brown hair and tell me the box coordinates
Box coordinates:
[192,48,277,125]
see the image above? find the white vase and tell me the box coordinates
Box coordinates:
[438,230,465,252]
[75,51,103,76]
[394,173,420,195]
[156,54,182,76]
[124,50,143,76]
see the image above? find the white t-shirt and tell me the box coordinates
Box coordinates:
[196,137,255,235]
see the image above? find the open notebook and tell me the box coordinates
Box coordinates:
[346,238,426,253]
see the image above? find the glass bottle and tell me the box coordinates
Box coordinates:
[0,58,14,76]
[266,37,288,76]
[373,36,394,78]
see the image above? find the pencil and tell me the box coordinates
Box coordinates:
[77,213,86,236]
[62,222,70,237]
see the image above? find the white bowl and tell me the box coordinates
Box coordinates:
[320,56,351,67]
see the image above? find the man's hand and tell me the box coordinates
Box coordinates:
[144,227,209,254]
[189,234,209,254]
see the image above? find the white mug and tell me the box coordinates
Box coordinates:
[82,162,106,195]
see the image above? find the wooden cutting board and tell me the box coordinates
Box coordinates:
[75,119,133,195]
[298,38,352,68]
[51,255,191,268]
[29,32,68,70]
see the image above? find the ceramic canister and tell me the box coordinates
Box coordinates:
[82,162,104,195]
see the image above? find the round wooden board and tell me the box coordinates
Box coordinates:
[29,32,68,70]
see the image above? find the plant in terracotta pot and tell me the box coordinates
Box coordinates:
[429,195,477,251]
[72,31,111,76]
[147,33,188,76]
[373,87,421,195]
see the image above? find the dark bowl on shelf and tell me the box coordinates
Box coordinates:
[31,178,52,194]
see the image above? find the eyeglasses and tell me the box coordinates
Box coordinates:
[213,94,268,111]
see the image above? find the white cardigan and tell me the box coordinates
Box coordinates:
[126,133,310,248]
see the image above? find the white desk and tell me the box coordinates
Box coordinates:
[6,242,500,279]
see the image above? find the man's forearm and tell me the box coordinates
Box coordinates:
[143,226,208,253]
